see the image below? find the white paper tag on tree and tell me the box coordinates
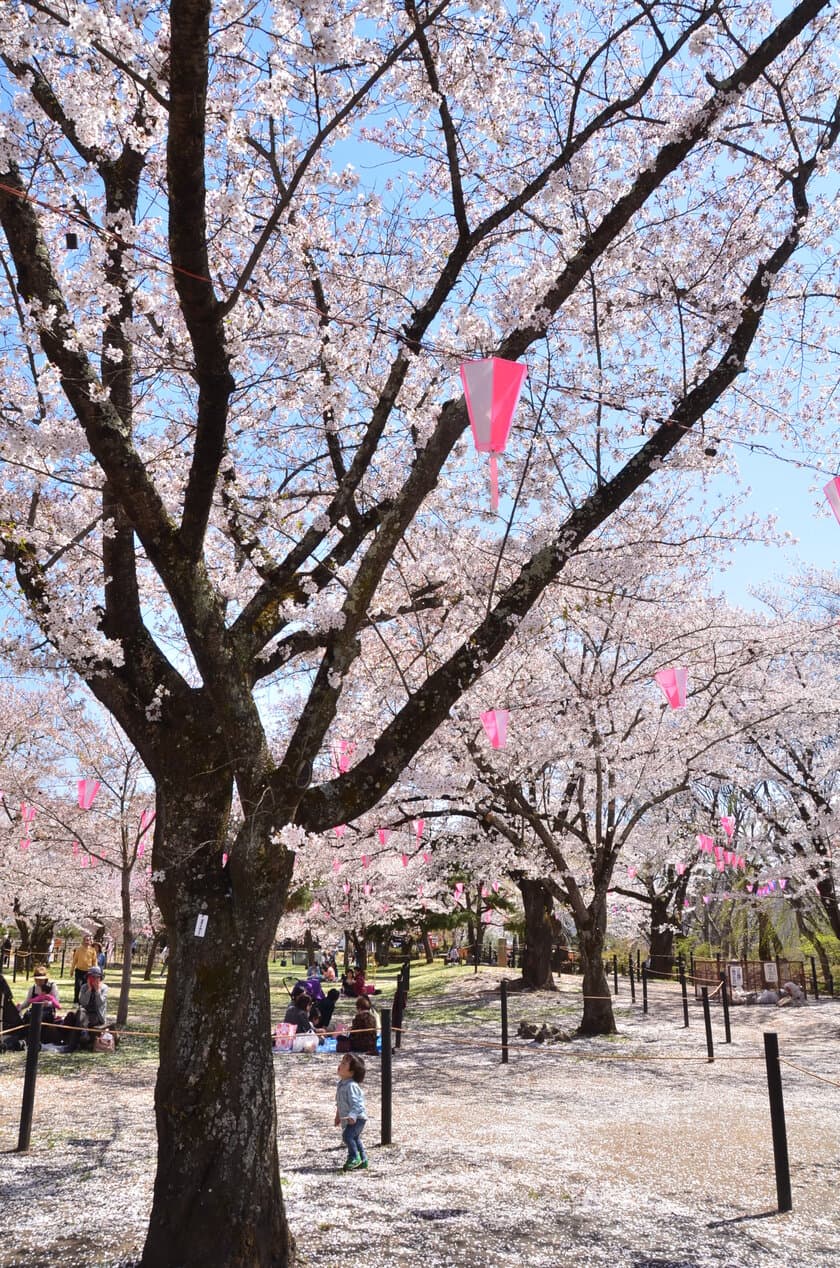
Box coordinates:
[195,914,208,938]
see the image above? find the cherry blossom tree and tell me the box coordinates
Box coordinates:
[0,2,838,1261]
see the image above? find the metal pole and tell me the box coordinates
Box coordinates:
[701,987,714,1063]
[17,1003,44,1152]
[628,957,636,1003]
[612,955,619,996]
[827,972,834,998]
[809,957,819,1000]
[679,959,689,1029]
[500,978,509,1065]
[642,963,648,1015]
[380,1006,392,1147]
[402,957,410,994]
[720,972,731,1044]
[763,1032,792,1212]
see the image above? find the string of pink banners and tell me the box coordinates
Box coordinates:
[8,781,155,866]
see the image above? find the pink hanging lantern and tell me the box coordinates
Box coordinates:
[222,851,228,867]
[20,803,36,823]
[482,909,493,924]
[400,853,409,868]
[377,828,391,846]
[334,740,355,774]
[334,825,347,838]
[703,895,711,905]
[422,851,430,864]
[779,878,788,890]
[20,837,31,851]
[138,840,146,858]
[720,815,735,839]
[696,834,714,853]
[627,866,637,879]
[480,709,509,749]
[460,357,528,510]
[139,808,155,836]
[747,882,754,892]
[363,883,372,896]
[492,880,500,893]
[361,854,370,869]
[675,862,686,876]
[72,840,80,855]
[77,779,100,810]
[413,819,425,839]
[342,882,351,895]
[723,850,733,866]
[824,475,840,523]
[654,667,688,709]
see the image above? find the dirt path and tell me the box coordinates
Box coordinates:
[1,969,838,1267]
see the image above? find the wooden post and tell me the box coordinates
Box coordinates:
[17,1003,44,1152]
[642,963,648,1014]
[500,978,509,1065]
[380,1006,392,1147]
[679,958,689,1028]
[628,957,636,1003]
[701,987,714,1063]
[763,1032,792,1212]
[810,957,819,1000]
[720,972,731,1043]
[612,955,619,996]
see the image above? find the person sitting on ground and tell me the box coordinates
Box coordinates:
[349,992,378,1053]
[1,972,26,1050]
[67,965,109,1051]
[283,991,313,1033]
[317,987,341,1031]
[779,980,806,1006]
[22,966,60,1017]
[22,965,62,1043]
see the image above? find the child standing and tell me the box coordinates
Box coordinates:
[335,1053,368,1171]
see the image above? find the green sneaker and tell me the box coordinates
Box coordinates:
[343,1157,363,1171]
[358,1158,369,1170]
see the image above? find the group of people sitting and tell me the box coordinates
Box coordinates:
[281,975,380,1053]
[0,961,114,1053]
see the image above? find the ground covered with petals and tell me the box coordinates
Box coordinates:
[1,966,838,1267]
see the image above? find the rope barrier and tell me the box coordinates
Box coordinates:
[396,1026,763,1061]
[779,1057,840,1091]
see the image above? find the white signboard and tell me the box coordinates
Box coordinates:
[763,961,778,984]
[728,964,744,990]
[194,913,208,938]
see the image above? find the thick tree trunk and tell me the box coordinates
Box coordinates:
[144,932,164,981]
[576,898,615,1036]
[518,877,557,991]
[758,909,781,962]
[141,772,296,1268]
[648,895,675,976]
[303,927,315,966]
[142,914,291,1266]
[816,875,840,943]
[420,928,434,964]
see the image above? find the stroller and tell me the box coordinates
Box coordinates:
[1,973,25,1052]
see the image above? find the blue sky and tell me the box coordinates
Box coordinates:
[717,444,835,608]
